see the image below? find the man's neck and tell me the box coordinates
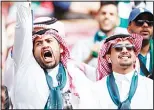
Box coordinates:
[112,66,134,75]
[101,29,115,37]
[46,64,59,87]
[47,64,59,76]
[140,39,150,56]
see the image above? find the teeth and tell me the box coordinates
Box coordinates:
[121,56,129,59]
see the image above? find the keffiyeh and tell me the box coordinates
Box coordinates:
[33,18,80,96]
[97,33,143,80]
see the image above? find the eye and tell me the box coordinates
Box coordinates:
[114,47,123,52]
[101,12,106,15]
[35,41,42,46]
[125,45,134,51]
[46,39,52,43]
[110,13,114,16]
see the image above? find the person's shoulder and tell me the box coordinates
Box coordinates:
[94,75,108,87]
[91,75,108,96]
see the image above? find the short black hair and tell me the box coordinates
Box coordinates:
[98,1,118,13]
[100,1,118,7]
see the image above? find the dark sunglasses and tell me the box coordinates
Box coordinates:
[135,20,153,27]
[112,44,135,52]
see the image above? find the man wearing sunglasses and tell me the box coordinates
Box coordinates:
[92,33,153,109]
[127,8,153,79]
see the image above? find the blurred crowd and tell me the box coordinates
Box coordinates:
[1,1,153,74]
[1,1,154,109]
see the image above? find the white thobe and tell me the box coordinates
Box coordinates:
[91,71,153,109]
[11,2,94,109]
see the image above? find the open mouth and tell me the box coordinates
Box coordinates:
[42,50,53,62]
[118,55,131,59]
[44,51,52,58]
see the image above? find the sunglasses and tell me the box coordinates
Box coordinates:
[135,20,153,27]
[112,44,135,52]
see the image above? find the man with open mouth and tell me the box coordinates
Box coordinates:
[10,2,95,109]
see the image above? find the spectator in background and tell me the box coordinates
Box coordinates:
[133,1,153,14]
[127,8,153,79]
[53,1,71,19]
[71,1,128,74]
[53,1,100,20]
[117,1,153,28]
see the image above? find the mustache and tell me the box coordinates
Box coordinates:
[141,29,150,32]
[118,53,131,58]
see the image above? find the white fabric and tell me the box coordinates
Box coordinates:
[11,2,93,109]
[71,37,98,68]
[3,50,15,92]
[113,70,135,102]
[145,2,153,14]
[71,36,98,81]
[118,2,133,19]
[66,60,97,109]
[91,72,153,109]
[46,65,59,87]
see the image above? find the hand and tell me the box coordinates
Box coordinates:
[84,43,101,64]
[90,43,101,58]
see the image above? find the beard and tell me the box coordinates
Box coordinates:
[119,62,132,68]
[34,56,57,69]
[142,39,150,47]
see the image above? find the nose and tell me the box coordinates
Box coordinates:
[142,22,149,27]
[104,13,110,18]
[42,40,48,46]
[42,46,50,50]
[121,47,128,53]
[42,41,49,49]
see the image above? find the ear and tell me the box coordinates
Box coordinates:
[127,25,132,34]
[95,11,100,21]
[106,54,112,63]
[60,45,63,54]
